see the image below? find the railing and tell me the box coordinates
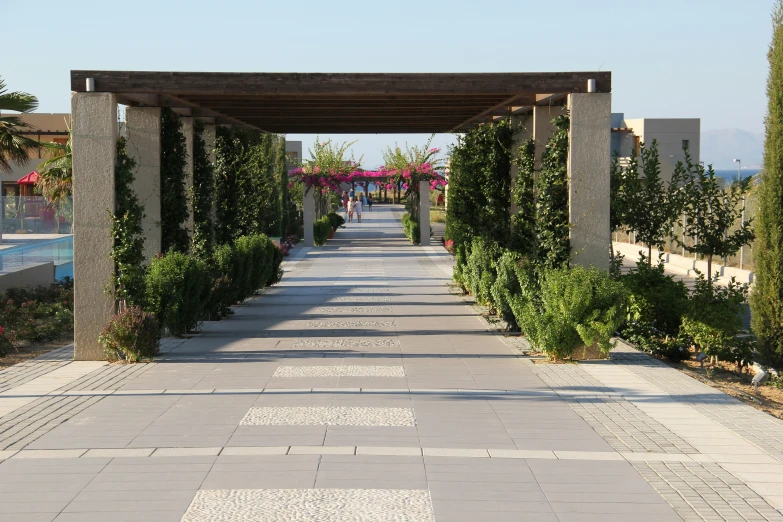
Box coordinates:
[1,196,73,235]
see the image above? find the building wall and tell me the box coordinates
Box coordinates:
[614,116,700,182]
[285,140,302,173]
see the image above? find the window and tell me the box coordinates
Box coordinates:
[682,139,690,151]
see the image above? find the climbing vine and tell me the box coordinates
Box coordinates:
[534,114,571,269]
[214,126,241,244]
[510,137,536,255]
[160,107,190,253]
[214,128,287,243]
[190,120,215,258]
[445,120,513,250]
[275,137,291,236]
[109,138,146,309]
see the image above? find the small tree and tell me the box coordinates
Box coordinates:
[678,154,755,286]
[609,151,628,267]
[622,141,685,266]
[752,0,783,368]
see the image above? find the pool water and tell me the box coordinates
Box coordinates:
[0,236,74,281]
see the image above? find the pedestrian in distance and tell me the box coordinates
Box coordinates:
[367,193,373,212]
[342,191,349,218]
[354,196,363,223]
[347,197,355,223]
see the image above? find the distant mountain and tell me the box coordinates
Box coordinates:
[701,129,764,170]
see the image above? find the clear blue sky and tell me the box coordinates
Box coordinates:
[2,0,773,167]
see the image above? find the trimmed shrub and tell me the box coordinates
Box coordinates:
[489,250,523,327]
[402,213,420,244]
[512,265,628,360]
[621,254,689,337]
[464,237,502,305]
[681,272,750,365]
[327,211,345,231]
[314,216,331,246]
[621,321,691,362]
[99,306,160,362]
[145,252,211,336]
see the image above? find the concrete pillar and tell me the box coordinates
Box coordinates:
[510,114,533,215]
[533,105,568,172]
[181,117,195,240]
[125,107,162,261]
[71,93,117,361]
[567,93,612,270]
[418,180,430,246]
[303,186,314,247]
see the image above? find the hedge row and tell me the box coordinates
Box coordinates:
[102,234,283,361]
[402,213,420,244]
[455,237,628,360]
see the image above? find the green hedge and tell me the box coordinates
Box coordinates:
[145,252,212,336]
[145,234,284,335]
[402,213,420,244]
[314,216,331,246]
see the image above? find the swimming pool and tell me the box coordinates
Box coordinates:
[0,236,74,281]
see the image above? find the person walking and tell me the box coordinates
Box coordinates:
[342,191,349,218]
[367,193,373,212]
[347,197,355,223]
[354,196,363,223]
[348,187,355,199]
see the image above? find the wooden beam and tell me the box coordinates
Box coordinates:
[448,94,525,132]
[72,71,612,96]
[535,93,568,105]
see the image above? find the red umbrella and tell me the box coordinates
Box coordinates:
[17,171,39,184]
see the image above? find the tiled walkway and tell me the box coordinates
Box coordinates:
[1,205,782,521]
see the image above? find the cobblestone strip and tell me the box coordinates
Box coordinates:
[0,394,101,450]
[532,364,696,454]
[633,461,783,521]
[611,343,783,463]
[56,362,155,392]
[0,345,75,393]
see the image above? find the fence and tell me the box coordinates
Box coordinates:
[1,196,73,235]
[614,180,760,272]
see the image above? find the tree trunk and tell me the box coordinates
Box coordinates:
[707,254,713,287]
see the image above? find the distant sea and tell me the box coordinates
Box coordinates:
[714,169,761,181]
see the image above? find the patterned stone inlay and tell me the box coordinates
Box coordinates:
[182,489,434,522]
[307,321,396,328]
[330,288,390,293]
[292,339,400,349]
[240,407,416,426]
[326,296,391,303]
[273,365,405,378]
[315,307,394,314]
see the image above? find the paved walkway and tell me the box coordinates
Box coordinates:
[1,205,782,521]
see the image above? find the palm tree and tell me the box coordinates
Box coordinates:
[37,128,72,233]
[0,77,40,172]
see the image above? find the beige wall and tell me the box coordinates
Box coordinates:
[621,118,700,182]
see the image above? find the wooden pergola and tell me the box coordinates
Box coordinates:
[71,71,610,133]
[69,70,612,360]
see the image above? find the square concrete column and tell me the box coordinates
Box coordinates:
[510,114,532,215]
[567,93,612,270]
[125,107,162,261]
[418,180,430,246]
[71,93,118,361]
[303,186,315,247]
[181,117,195,240]
[533,105,568,171]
